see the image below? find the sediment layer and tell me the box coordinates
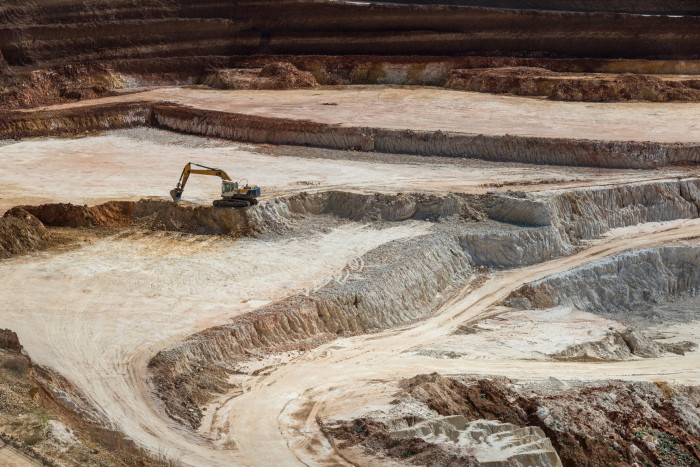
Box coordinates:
[509,246,700,314]
[3,0,700,70]
[151,104,700,169]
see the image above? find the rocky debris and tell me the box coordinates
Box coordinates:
[0,208,52,259]
[201,62,318,90]
[328,374,700,467]
[446,67,700,102]
[551,73,700,102]
[0,64,120,110]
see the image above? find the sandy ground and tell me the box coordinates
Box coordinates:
[0,222,430,465]
[0,128,697,213]
[0,441,42,467]
[33,86,700,143]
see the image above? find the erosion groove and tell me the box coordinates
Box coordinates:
[146,179,700,428]
[512,247,700,314]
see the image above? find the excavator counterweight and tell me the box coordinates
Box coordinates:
[170,162,260,208]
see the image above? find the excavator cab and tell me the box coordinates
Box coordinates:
[170,162,260,208]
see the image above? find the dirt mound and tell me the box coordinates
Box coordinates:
[11,201,135,228]
[0,64,119,110]
[202,62,318,90]
[331,374,700,467]
[446,66,558,96]
[0,209,53,259]
[550,73,700,102]
[0,329,23,353]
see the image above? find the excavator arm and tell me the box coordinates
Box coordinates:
[170,162,232,202]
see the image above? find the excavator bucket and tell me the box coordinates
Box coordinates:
[170,188,182,202]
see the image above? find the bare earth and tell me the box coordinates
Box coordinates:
[33,86,700,143]
[0,128,697,213]
[1,87,699,466]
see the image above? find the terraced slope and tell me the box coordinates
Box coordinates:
[2,0,700,72]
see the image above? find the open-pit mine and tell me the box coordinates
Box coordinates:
[1,1,700,466]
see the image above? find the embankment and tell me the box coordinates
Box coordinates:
[151,104,700,169]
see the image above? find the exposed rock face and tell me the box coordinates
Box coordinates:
[328,374,700,467]
[512,246,700,314]
[0,208,52,258]
[12,201,135,228]
[0,102,151,139]
[152,104,700,168]
[3,0,700,69]
[392,418,561,466]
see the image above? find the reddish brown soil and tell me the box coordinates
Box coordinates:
[0,208,53,259]
[201,62,318,90]
[9,201,136,228]
[447,67,700,102]
[0,329,23,353]
[328,373,700,467]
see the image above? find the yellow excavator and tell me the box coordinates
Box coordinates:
[170,162,260,208]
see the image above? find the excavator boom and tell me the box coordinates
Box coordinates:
[170,162,260,208]
[170,162,232,202]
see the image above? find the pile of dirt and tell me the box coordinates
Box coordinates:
[201,62,318,90]
[0,64,120,110]
[446,66,558,96]
[328,373,700,467]
[447,67,700,102]
[10,201,135,228]
[0,208,53,259]
[0,329,23,353]
[550,73,700,102]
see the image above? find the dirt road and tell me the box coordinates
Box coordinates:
[211,219,700,466]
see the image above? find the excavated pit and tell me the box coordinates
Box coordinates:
[145,179,700,428]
